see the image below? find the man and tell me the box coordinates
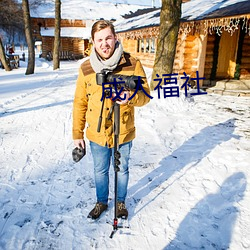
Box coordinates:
[72,20,150,220]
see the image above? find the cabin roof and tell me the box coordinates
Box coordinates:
[115,0,250,33]
[40,27,91,39]
[30,0,151,21]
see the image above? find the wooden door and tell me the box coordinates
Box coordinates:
[217,30,239,78]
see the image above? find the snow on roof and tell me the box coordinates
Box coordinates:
[30,0,151,20]
[114,8,160,32]
[114,0,250,33]
[40,27,91,39]
[182,0,250,21]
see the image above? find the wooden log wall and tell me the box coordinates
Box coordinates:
[204,33,215,80]
[182,35,199,77]
[72,38,88,55]
[240,35,250,79]
[121,38,156,68]
[41,37,87,58]
[61,38,74,52]
[32,18,86,29]
[173,34,185,74]
[41,37,53,57]
[121,39,137,54]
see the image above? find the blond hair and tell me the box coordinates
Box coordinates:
[91,20,116,40]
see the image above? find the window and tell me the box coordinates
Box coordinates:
[137,38,156,54]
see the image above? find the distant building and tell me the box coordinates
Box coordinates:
[30,1,151,60]
[31,18,92,60]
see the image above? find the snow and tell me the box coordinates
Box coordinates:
[89,0,161,7]
[0,49,250,250]
[114,9,160,33]
[40,27,92,39]
[30,0,152,20]
[114,0,249,32]
[181,0,249,21]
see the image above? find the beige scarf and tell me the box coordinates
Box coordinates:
[90,41,123,73]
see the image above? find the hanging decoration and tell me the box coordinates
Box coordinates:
[117,15,250,40]
[117,26,159,40]
[179,15,250,37]
[242,16,250,36]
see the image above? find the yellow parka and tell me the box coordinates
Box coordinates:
[72,52,151,148]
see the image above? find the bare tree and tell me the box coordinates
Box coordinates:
[0,37,11,71]
[22,0,35,75]
[150,0,182,90]
[0,0,23,71]
[53,0,61,70]
[0,0,24,37]
[29,0,47,8]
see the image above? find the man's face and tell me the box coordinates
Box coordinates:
[93,27,117,60]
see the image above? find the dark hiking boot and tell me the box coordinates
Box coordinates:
[87,202,108,220]
[117,202,128,219]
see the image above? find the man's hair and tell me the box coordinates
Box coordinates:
[91,20,116,40]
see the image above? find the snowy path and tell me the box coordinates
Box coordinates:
[0,59,250,249]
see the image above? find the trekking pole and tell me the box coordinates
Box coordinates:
[110,101,121,238]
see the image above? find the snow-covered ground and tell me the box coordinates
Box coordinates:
[0,50,249,250]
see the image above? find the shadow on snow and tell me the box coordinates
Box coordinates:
[0,100,73,117]
[164,172,247,249]
[128,118,240,213]
[127,118,244,248]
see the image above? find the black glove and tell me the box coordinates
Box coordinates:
[72,146,86,162]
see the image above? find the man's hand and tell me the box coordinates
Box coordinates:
[74,139,85,149]
[112,90,130,105]
[72,139,86,162]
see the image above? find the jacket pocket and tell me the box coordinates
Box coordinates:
[120,107,134,133]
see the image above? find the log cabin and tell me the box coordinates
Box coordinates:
[115,0,250,93]
[31,18,92,60]
[30,1,152,61]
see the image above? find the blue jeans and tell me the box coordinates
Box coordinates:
[90,141,132,205]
